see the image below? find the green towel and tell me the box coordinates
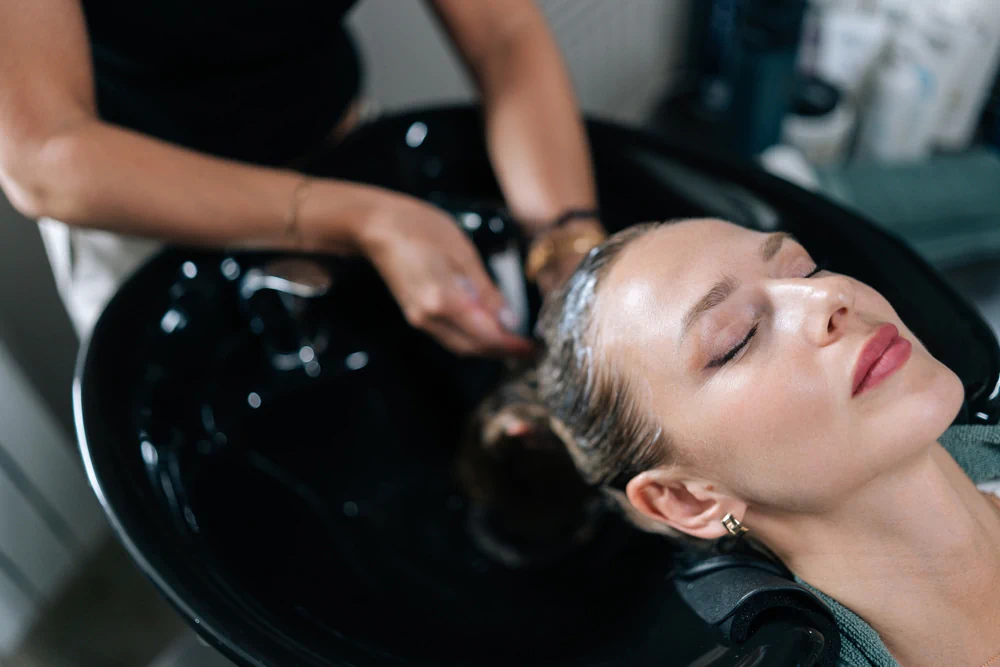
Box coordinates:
[816,149,1000,270]
[794,423,1000,667]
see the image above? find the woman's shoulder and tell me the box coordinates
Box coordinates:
[801,423,1000,667]
[940,422,1000,485]
[793,576,900,666]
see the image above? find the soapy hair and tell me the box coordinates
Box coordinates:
[535,223,670,495]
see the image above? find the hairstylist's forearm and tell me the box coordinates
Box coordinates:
[4,119,377,253]
[475,21,598,233]
[427,0,597,232]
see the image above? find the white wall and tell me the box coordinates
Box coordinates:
[349,0,692,124]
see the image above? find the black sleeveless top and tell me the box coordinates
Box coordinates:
[82,0,362,166]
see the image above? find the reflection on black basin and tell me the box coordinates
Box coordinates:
[76,105,1000,667]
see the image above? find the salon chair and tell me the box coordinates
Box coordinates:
[76,106,1000,667]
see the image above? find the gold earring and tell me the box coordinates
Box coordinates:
[722,513,748,536]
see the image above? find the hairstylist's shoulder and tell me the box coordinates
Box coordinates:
[0,0,96,217]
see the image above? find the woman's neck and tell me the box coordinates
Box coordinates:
[754,444,1000,667]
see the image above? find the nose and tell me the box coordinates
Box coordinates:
[802,275,855,346]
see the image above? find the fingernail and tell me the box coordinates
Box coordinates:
[457,277,479,301]
[498,306,520,332]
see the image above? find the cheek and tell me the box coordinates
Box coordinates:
[732,351,836,426]
[672,360,843,491]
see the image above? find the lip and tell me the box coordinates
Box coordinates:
[851,323,912,397]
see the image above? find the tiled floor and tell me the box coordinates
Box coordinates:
[148,634,234,667]
[7,538,187,667]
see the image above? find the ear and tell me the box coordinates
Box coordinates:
[625,469,747,540]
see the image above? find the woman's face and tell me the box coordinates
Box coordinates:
[596,219,964,513]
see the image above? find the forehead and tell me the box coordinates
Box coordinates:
[595,219,761,342]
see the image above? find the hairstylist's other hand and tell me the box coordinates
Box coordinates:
[356,193,534,358]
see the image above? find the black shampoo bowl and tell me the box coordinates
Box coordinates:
[75,106,1000,667]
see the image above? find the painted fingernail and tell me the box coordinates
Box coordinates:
[498,307,520,332]
[456,277,479,301]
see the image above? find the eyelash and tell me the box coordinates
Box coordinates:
[804,263,824,278]
[709,324,758,368]
[708,261,826,368]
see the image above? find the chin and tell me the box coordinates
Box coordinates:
[857,376,961,483]
[890,354,965,444]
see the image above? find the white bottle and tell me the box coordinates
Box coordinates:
[893,2,968,153]
[856,44,937,162]
[781,92,858,166]
[877,0,913,25]
[815,8,891,98]
[934,0,1000,150]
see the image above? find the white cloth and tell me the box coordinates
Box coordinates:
[37,218,162,339]
[979,479,1000,499]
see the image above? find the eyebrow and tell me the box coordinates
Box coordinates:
[760,231,793,262]
[680,232,794,338]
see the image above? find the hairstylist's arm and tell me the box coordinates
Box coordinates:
[429,0,604,295]
[0,0,529,357]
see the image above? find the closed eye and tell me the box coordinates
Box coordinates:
[804,259,828,278]
[709,324,757,368]
[708,260,825,369]
[708,261,826,368]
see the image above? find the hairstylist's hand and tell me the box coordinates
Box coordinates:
[356,193,534,358]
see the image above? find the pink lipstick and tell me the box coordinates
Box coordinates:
[852,324,912,397]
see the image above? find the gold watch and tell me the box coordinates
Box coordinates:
[525,226,607,282]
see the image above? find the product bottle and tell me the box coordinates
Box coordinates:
[814,7,891,99]
[895,2,969,153]
[934,0,1000,150]
[781,76,857,166]
[855,43,936,162]
[697,0,809,157]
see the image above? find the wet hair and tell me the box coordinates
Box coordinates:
[535,223,670,494]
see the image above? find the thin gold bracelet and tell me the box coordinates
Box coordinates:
[285,176,314,248]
